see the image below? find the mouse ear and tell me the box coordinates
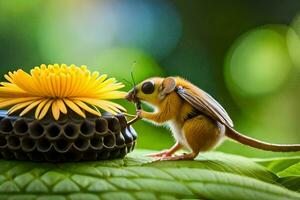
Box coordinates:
[160,77,176,97]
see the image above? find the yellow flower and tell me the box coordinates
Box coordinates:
[0,64,127,120]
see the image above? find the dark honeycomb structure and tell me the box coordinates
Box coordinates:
[0,110,137,162]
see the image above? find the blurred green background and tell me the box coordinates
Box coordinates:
[0,0,300,158]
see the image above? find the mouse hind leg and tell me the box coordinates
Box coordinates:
[147,142,182,157]
[159,152,197,161]
[185,115,225,154]
[160,115,225,161]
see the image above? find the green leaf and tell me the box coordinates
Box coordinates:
[277,176,300,192]
[277,162,300,177]
[253,156,300,173]
[251,154,300,192]
[275,162,300,192]
[0,150,298,200]
[253,156,300,192]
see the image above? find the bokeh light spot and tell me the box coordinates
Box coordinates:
[225,26,293,97]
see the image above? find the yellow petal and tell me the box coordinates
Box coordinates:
[94,91,127,99]
[103,100,127,112]
[51,100,60,120]
[50,74,58,97]
[99,100,123,113]
[63,98,86,118]
[0,97,40,108]
[57,99,67,114]
[72,99,101,116]
[38,100,53,120]
[14,69,39,94]
[8,101,35,115]
[69,72,83,96]
[60,74,67,98]
[96,83,124,93]
[64,73,72,97]
[79,74,90,93]
[0,87,27,97]
[67,71,78,96]
[48,74,57,97]
[91,104,101,116]
[35,99,50,119]
[77,98,117,114]
[0,82,17,88]
[97,74,107,83]
[4,74,13,83]
[19,99,43,116]
[76,98,125,112]
[95,78,116,91]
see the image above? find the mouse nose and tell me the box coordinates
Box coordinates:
[125,87,137,102]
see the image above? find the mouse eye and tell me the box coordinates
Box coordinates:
[141,81,155,94]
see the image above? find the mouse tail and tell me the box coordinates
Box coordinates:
[225,127,300,152]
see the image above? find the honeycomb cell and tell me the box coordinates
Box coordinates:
[46,124,61,140]
[0,135,7,148]
[95,118,108,134]
[63,123,79,139]
[80,121,94,138]
[103,132,115,149]
[21,137,37,152]
[128,126,138,140]
[56,114,68,125]
[7,135,21,150]
[14,119,28,135]
[54,139,72,153]
[106,117,121,133]
[37,138,52,152]
[90,134,103,150]
[73,138,89,151]
[122,129,133,144]
[29,121,44,139]
[0,118,13,133]
[115,133,125,146]
[115,114,127,129]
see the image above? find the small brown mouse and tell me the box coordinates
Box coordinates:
[126,76,300,160]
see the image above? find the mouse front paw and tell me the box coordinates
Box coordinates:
[136,109,143,119]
